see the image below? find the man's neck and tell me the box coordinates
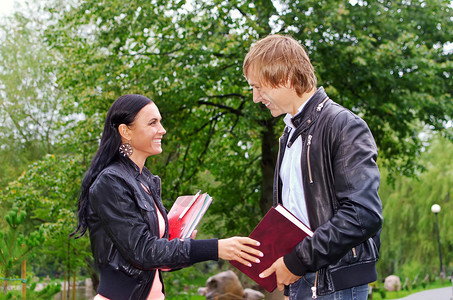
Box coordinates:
[290,88,317,116]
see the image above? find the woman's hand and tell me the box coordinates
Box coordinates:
[218,237,263,267]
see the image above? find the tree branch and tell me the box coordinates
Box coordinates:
[198,95,245,116]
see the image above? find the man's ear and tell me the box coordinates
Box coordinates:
[118,124,130,140]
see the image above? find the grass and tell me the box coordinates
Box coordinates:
[370,280,452,300]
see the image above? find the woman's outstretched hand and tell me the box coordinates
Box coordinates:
[218,237,263,267]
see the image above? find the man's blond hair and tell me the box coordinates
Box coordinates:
[243,34,317,96]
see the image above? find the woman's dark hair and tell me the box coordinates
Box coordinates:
[70,94,153,238]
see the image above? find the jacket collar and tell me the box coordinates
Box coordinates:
[118,156,162,201]
[291,86,328,128]
[118,156,159,186]
[286,87,329,148]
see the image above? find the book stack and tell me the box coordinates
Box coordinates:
[167,191,213,240]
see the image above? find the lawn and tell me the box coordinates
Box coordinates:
[370,279,452,300]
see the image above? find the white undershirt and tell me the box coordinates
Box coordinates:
[280,97,313,227]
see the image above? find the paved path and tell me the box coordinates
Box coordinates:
[391,286,452,300]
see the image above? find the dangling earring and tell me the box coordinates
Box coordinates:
[119,141,133,157]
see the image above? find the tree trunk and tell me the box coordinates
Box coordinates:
[72,271,76,300]
[259,119,278,215]
[3,269,9,294]
[260,119,282,300]
[21,250,26,300]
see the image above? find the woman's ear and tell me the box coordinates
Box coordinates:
[118,124,130,141]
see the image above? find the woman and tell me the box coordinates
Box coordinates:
[71,94,262,300]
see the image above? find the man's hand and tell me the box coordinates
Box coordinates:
[259,257,301,291]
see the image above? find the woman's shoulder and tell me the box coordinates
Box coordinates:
[90,161,132,191]
[98,162,125,178]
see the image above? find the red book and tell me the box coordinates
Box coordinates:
[230,204,313,292]
[167,191,213,240]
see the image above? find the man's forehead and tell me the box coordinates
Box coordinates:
[245,68,259,85]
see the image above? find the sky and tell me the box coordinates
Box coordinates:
[0,0,22,18]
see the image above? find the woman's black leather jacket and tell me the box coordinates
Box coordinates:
[274,87,383,296]
[87,157,218,300]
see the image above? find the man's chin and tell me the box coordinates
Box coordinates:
[270,110,284,118]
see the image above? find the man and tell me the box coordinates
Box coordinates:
[244,34,383,299]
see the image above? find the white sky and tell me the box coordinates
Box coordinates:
[0,0,23,18]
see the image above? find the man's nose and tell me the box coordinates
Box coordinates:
[252,89,261,103]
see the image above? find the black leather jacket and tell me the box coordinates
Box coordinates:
[274,87,383,296]
[87,157,218,300]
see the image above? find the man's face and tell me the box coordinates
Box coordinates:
[246,68,298,117]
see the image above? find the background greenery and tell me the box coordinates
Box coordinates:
[0,0,452,299]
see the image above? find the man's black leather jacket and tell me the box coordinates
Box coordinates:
[87,157,218,300]
[274,87,383,296]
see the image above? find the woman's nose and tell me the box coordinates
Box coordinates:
[160,124,166,134]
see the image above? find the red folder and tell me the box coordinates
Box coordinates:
[167,192,212,240]
[230,204,313,292]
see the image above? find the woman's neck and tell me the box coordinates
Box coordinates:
[128,154,145,173]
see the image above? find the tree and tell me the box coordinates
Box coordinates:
[0,8,68,188]
[0,206,45,294]
[377,133,453,280]
[276,0,452,178]
[0,6,90,289]
[0,0,451,296]
[44,0,452,224]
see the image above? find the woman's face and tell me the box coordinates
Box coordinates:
[127,102,166,159]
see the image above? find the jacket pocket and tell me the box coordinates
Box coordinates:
[135,194,154,212]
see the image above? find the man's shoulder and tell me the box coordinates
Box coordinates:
[323,101,365,125]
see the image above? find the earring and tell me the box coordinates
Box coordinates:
[119,142,133,157]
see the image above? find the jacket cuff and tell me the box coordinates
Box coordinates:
[189,238,218,264]
[283,247,307,276]
[284,285,290,296]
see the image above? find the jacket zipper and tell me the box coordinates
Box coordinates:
[352,247,357,258]
[311,271,318,299]
[276,133,283,204]
[307,134,313,184]
[317,96,329,111]
[307,96,328,185]
[309,98,328,298]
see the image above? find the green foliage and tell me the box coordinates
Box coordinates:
[43,0,272,233]
[0,152,91,278]
[0,282,60,300]
[277,0,453,179]
[0,5,69,189]
[30,283,61,300]
[0,0,452,298]
[377,134,453,279]
[41,0,453,232]
[163,263,218,299]
[0,207,45,292]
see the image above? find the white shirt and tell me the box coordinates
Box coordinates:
[280,97,312,227]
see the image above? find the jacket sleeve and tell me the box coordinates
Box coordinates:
[89,169,218,270]
[284,111,383,275]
